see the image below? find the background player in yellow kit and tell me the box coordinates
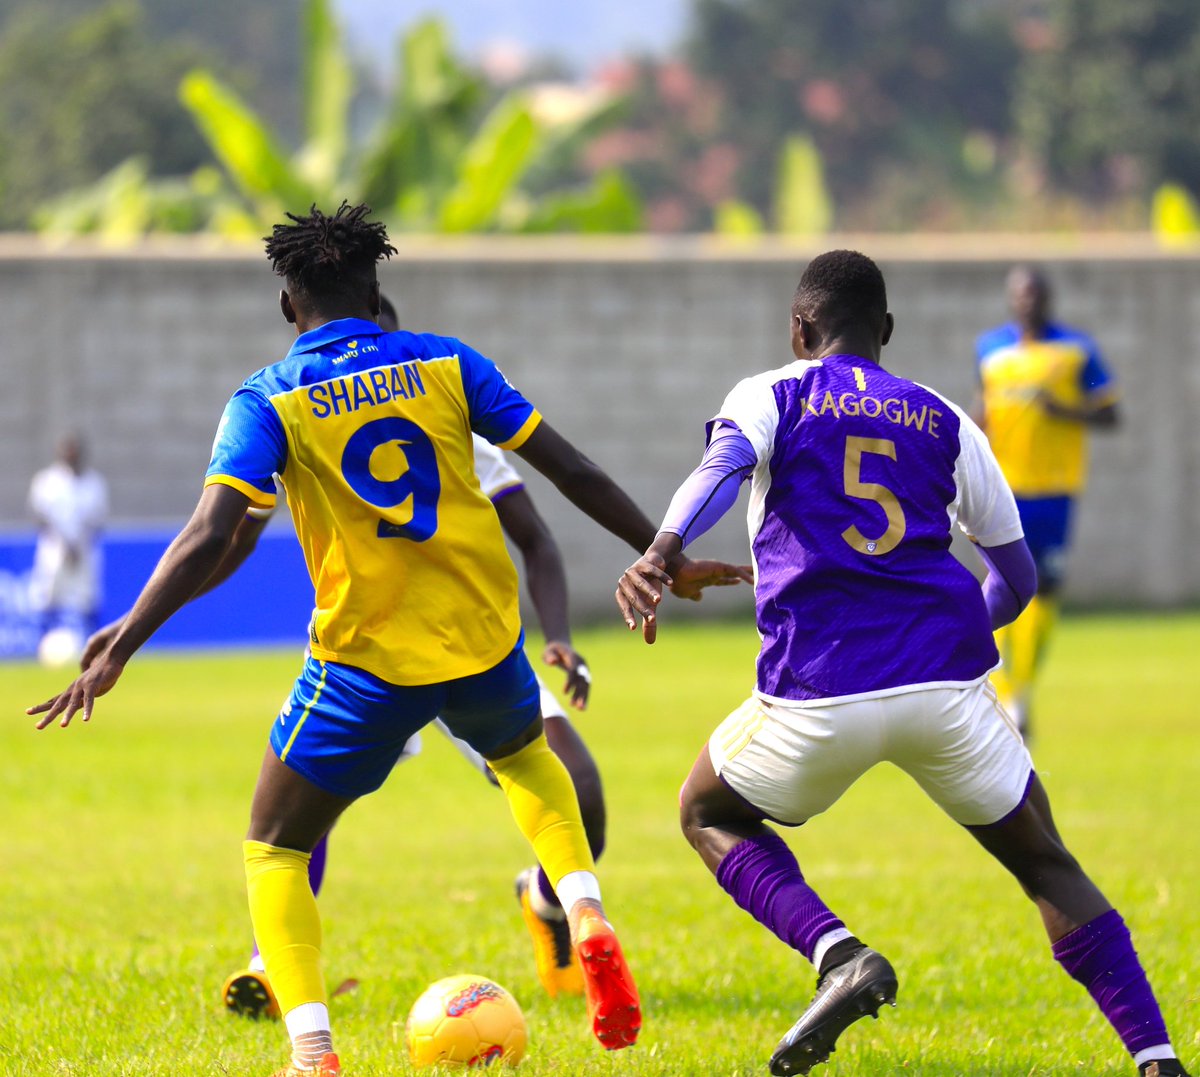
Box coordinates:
[31,202,748,1077]
[974,265,1120,736]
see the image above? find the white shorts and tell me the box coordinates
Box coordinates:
[709,677,1033,828]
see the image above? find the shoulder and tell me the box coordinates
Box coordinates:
[726,359,820,402]
[975,322,1017,357]
[1045,321,1102,354]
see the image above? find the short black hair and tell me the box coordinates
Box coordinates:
[264,201,396,306]
[792,250,887,336]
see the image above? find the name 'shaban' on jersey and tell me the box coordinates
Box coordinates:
[307,359,431,419]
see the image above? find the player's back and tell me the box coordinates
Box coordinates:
[209,318,539,686]
[725,354,1001,701]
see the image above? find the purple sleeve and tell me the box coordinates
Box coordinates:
[976,538,1037,630]
[659,423,756,547]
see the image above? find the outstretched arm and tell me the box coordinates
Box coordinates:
[493,487,590,709]
[514,421,750,601]
[514,422,663,556]
[1036,392,1119,428]
[80,510,270,668]
[28,483,251,729]
[616,424,756,643]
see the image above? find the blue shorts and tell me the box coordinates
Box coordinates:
[1015,495,1074,591]
[270,634,541,798]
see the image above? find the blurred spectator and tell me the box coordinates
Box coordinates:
[28,434,108,655]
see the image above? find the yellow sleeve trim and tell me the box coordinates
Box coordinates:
[496,410,543,451]
[204,473,278,509]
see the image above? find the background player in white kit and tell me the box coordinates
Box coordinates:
[616,250,1189,1077]
[28,434,108,655]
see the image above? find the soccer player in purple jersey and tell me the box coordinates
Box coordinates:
[616,250,1189,1077]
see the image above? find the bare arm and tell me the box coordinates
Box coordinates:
[81,510,270,669]
[29,483,250,728]
[515,422,752,615]
[493,487,590,709]
[1036,393,1119,429]
[514,422,663,559]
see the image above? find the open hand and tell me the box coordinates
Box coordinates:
[668,557,753,601]
[27,653,126,730]
[542,640,591,710]
[615,554,672,643]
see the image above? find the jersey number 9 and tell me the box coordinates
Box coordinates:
[341,417,441,542]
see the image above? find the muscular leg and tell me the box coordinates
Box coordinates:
[544,714,606,859]
[243,749,355,1069]
[969,774,1180,1070]
[679,744,854,967]
[682,743,896,1076]
[967,772,1107,939]
[486,715,639,1048]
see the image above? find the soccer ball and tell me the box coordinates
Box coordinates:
[405,974,527,1068]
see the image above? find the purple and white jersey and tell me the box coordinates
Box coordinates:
[717,353,1022,702]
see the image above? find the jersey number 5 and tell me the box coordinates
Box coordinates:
[341,417,441,542]
[841,435,906,556]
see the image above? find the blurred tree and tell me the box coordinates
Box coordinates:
[677,0,1019,229]
[0,0,299,138]
[39,4,641,236]
[0,2,213,229]
[1015,0,1200,204]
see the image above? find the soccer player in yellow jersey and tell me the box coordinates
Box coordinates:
[974,266,1120,736]
[30,202,749,1077]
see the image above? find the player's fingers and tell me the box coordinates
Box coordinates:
[617,576,658,619]
[82,688,95,723]
[614,586,638,630]
[642,616,657,644]
[59,690,85,728]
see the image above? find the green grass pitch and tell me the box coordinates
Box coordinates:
[1,612,1197,1076]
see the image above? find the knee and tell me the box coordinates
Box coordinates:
[678,787,707,850]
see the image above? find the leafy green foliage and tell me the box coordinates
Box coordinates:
[0,2,211,230]
[1015,0,1200,203]
[36,4,641,237]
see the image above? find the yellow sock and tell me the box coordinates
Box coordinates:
[487,733,594,889]
[1007,594,1059,702]
[244,840,326,1017]
[991,621,1014,704]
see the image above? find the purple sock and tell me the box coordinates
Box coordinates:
[1052,909,1171,1056]
[715,831,845,962]
[250,835,330,963]
[535,866,562,913]
[308,834,328,897]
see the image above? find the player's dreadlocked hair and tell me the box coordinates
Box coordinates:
[793,250,888,337]
[264,201,396,305]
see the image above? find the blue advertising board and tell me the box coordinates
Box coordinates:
[0,527,313,659]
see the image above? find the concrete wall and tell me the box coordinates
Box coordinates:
[2,236,1197,618]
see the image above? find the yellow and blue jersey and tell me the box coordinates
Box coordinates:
[205,317,542,686]
[975,321,1117,497]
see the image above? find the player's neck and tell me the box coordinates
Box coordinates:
[293,306,377,336]
[811,336,882,365]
